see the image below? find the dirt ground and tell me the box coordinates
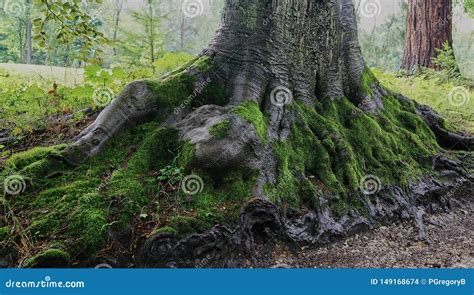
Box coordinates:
[256,202,474,269]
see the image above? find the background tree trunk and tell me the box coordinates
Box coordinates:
[22,0,32,64]
[112,0,124,57]
[402,0,453,70]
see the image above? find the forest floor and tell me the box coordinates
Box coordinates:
[0,63,84,86]
[255,201,474,269]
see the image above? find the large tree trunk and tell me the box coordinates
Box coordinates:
[23,0,473,267]
[402,0,453,70]
[65,0,471,170]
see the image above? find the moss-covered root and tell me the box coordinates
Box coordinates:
[23,248,70,268]
[64,56,226,166]
[1,145,70,190]
[265,95,440,213]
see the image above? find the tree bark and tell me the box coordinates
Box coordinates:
[66,0,472,175]
[402,0,453,70]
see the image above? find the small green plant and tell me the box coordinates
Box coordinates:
[432,42,461,81]
[157,165,184,185]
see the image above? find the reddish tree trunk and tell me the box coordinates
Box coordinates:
[402,0,453,70]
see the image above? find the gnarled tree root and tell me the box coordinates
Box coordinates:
[397,94,474,151]
[136,154,472,268]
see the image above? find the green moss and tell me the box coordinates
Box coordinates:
[209,120,231,139]
[27,213,61,238]
[146,56,228,109]
[5,145,67,171]
[194,82,229,107]
[106,127,181,229]
[233,100,268,143]
[268,95,440,211]
[1,121,162,261]
[168,216,210,236]
[361,67,377,95]
[69,207,108,252]
[177,142,196,168]
[0,226,9,241]
[23,248,70,268]
[193,55,214,73]
[147,73,195,108]
[1,64,444,266]
[151,226,178,236]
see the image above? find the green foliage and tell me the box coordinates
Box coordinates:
[374,68,474,133]
[0,226,9,241]
[33,0,109,62]
[154,52,194,77]
[115,0,165,71]
[359,10,406,71]
[464,0,474,17]
[432,42,461,80]
[0,53,192,150]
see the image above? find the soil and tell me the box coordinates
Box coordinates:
[0,109,97,163]
[256,201,474,269]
